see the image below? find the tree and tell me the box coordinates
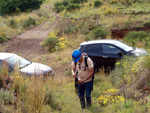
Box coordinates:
[0,0,45,15]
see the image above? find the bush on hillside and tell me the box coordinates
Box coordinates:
[64,26,76,34]
[123,31,150,48]
[110,0,118,4]
[66,4,80,12]
[0,36,7,43]
[70,0,87,4]
[43,36,59,52]
[121,0,132,5]
[89,27,109,40]
[94,0,103,8]
[36,9,49,17]
[22,17,36,28]
[144,55,150,70]
[0,0,44,15]
[61,0,69,6]
[44,91,62,110]
[0,88,15,105]
[43,31,70,51]
[0,35,10,43]
[110,56,138,86]
[54,0,87,12]
[8,19,17,28]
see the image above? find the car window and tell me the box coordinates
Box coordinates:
[6,55,31,69]
[114,41,133,52]
[102,44,122,54]
[87,45,101,54]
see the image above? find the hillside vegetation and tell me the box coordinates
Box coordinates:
[0,0,150,112]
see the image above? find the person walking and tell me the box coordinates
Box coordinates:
[71,49,94,109]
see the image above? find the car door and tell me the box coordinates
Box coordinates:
[85,44,104,67]
[101,44,123,68]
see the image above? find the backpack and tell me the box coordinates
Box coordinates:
[74,54,94,90]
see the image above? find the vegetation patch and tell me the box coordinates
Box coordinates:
[54,0,88,13]
[22,17,36,28]
[97,89,125,106]
[0,33,10,43]
[110,56,138,86]
[0,0,44,15]
[94,0,103,8]
[42,31,70,52]
[85,27,109,40]
[1,0,150,112]
[123,31,150,48]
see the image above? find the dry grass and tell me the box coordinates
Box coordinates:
[1,1,150,112]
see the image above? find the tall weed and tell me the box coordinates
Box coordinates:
[110,56,138,86]
[26,77,46,113]
[8,19,17,28]
[22,17,36,28]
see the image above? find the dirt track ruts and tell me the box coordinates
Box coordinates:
[5,5,61,59]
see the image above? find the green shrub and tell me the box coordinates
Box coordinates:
[64,26,76,34]
[43,36,59,51]
[70,0,87,3]
[0,0,44,15]
[54,0,87,12]
[58,5,66,12]
[94,0,103,8]
[123,99,134,108]
[144,55,150,70]
[0,35,10,43]
[110,0,118,4]
[66,3,80,12]
[121,0,132,6]
[61,0,69,6]
[123,31,150,47]
[44,90,61,110]
[54,1,67,13]
[9,19,17,28]
[110,56,138,86]
[0,36,7,43]
[70,0,80,3]
[37,9,48,17]
[0,88,15,105]
[54,2,61,9]
[22,17,36,28]
[89,27,109,40]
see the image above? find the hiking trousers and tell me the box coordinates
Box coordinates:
[78,81,92,109]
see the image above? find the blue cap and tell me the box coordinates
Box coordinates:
[72,49,82,62]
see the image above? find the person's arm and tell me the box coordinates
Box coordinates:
[77,67,94,84]
[72,64,77,79]
[83,67,94,81]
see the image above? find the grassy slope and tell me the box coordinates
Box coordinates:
[41,0,150,112]
[67,1,150,30]
[31,1,150,112]
[1,0,150,113]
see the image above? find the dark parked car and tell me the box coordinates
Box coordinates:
[79,39,147,70]
[0,53,54,77]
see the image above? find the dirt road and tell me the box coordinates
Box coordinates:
[5,5,61,59]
